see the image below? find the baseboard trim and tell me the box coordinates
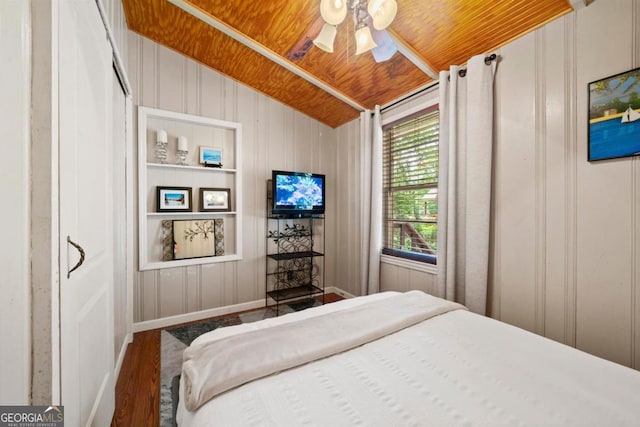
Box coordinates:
[114,332,133,379]
[132,287,356,333]
[326,286,356,299]
[133,300,265,333]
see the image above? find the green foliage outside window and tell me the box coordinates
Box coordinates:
[383,108,439,259]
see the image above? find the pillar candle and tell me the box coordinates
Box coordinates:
[156,129,168,143]
[178,136,188,151]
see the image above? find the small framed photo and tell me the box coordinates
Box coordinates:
[157,186,192,212]
[589,66,640,161]
[199,187,231,212]
[199,146,223,166]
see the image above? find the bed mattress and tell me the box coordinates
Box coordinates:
[177,291,640,426]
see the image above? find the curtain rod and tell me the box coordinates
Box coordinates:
[456,53,498,78]
[381,53,497,113]
[380,81,439,113]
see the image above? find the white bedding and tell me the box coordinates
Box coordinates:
[177,291,640,426]
[182,291,464,411]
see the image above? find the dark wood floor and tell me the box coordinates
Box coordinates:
[110,293,344,426]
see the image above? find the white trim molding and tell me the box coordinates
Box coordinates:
[132,286,356,332]
[381,254,437,275]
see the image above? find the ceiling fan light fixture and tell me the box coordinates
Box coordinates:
[355,24,377,55]
[368,0,397,30]
[313,23,338,53]
[320,0,348,25]
[315,0,394,56]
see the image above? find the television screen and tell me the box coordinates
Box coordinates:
[272,170,325,216]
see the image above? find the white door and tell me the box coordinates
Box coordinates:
[58,0,115,425]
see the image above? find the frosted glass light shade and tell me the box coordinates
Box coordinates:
[355,25,378,55]
[320,0,348,25]
[368,0,397,30]
[313,23,338,53]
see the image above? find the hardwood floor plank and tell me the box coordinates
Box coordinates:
[112,293,344,425]
[112,330,160,427]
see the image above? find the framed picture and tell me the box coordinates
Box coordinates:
[172,219,216,260]
[588,67,640,161]
[199,146,223,166]
[199,187,231,212]
[156,186,192,212]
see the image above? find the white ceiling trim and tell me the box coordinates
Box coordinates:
[167,0,366,112]
[387,30,439,79]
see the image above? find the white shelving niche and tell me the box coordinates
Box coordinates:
[138,106,243,270]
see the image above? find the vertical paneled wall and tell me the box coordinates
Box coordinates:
[492,0,640,369]
[334,118,365,296]
[127,32,337,322]
[0,0,31,405]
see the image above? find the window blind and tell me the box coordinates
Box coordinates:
[382,107,439,260]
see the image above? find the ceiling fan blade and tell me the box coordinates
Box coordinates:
[370,28,398,62]
[286,16,325,61]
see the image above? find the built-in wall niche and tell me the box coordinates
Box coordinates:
[137,106,243,270]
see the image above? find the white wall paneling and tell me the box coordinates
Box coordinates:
[128,32,337,323]
[334,119,364,296]
[574,0,632,368]
[0,0,31,404]
[30,0,59,405]
[491,0,640,369]
[634,0,640,373]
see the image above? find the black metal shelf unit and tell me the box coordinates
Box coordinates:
[266,183,325,315]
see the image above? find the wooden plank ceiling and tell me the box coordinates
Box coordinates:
[122,0,575,128]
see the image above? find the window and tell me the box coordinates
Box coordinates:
[382,105,439,264]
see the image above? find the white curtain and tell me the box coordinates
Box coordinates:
[437,54,497,315]
[360,106,383,295]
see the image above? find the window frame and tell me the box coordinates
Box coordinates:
[381,98,440,266]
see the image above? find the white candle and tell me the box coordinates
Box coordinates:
[178,136,188,152]
[156,129,167,143]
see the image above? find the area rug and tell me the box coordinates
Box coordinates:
[159,298,320,426]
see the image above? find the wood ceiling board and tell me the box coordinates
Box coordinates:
[298,42,432,109]
[123,0,577,128]
[186,0,432,109]
[393,0,573,71]
[185,0,319,56]
[123,0,360,127]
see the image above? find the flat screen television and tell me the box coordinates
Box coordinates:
[271,170,325,216]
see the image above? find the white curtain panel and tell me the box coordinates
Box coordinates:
[360,107,383,295]
[437,54,497,315]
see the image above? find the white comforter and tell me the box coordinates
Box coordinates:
[177,291,640,426]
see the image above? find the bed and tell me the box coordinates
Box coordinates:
[176,291,640,426]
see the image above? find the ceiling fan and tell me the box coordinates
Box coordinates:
[287,0,399,63]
